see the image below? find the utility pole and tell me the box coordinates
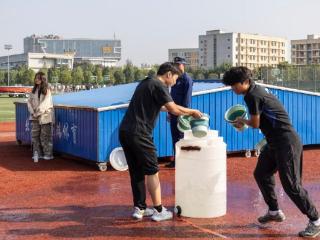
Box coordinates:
[4,44,13,86]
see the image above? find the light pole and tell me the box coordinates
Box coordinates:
[4,44,13,86]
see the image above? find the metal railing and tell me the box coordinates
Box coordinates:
[259,66,320,92]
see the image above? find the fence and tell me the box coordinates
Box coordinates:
[260,66,320,92]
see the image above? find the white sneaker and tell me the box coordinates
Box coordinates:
[132,207,154,220]
[151,207,173,222]
[43,155,54,160]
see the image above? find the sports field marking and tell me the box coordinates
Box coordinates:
[179,218,229,239]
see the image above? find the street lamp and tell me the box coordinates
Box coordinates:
[4,44,13,86]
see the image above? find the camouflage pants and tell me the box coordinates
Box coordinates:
[31,120,53,157]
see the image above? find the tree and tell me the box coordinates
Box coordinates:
[48,68,60,84]
[134,67,144,81]
[102,66,112,84]
[208,72,219,79]
[191,69,203,80]
[9,69,19,85]
[113,70,125,84]
[214,63,232,78]
[72,66,84,86]
[39,67,48,76]
[60,67,72,85]
[203,70,210,79]
[0,70,5,85]
[102,66,110,77]
[76,62,95,73]
[83,70,93,84]
[94,66,103,85]
[21,69,35,85]
[123,60,135,83]
[147,69,156,78]
[277,61,290,69]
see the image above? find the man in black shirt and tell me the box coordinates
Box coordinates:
[119,62,202,222]
[222,66,320,238]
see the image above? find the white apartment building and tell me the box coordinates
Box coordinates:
[199,30,287,70]
[168,48,199,69]
[291,34,320,65]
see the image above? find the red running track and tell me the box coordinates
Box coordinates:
[0,122,320,239]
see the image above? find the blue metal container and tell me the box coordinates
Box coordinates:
[15,82,320,169]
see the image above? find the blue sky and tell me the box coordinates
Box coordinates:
[0,0,319,66]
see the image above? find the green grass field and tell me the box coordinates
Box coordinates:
[0,95,26,122]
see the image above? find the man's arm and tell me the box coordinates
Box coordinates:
[236,114,260,128]
[164,101,202,118]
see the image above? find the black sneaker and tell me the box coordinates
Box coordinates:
[165,161,175,168]
[258,210,286,224]
[299,221,320,238]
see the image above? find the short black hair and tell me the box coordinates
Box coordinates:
[222,66,252,86]
[157,62,182,76]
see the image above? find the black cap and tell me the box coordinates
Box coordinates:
[173,56,187,64]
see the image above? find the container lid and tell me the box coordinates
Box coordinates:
[177,115,192,132]
[109,147,128,171]
[178,114,210,133]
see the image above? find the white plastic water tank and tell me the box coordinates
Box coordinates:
[175,130,227,218]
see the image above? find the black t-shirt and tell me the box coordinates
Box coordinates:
[120,77,173,136]
[244,83,293,141]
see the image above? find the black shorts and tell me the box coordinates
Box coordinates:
[119,131,159,175]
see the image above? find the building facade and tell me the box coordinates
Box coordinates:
[168,48,199,69]
[199,30,287,70]
[291,35,320,65]
[24,34,121,67]
[0,53,74,72]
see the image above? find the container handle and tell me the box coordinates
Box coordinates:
[180,146,201,151]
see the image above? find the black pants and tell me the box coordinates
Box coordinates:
[170,116,184,157]
[254,132,319,221]
[119,131,159,209]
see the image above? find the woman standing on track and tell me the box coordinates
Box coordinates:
[27,71,54,161]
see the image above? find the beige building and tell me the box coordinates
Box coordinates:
[0,52,74,72]
[168,48,199,69]
[291,34,320,65]
[199,30,287,70]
